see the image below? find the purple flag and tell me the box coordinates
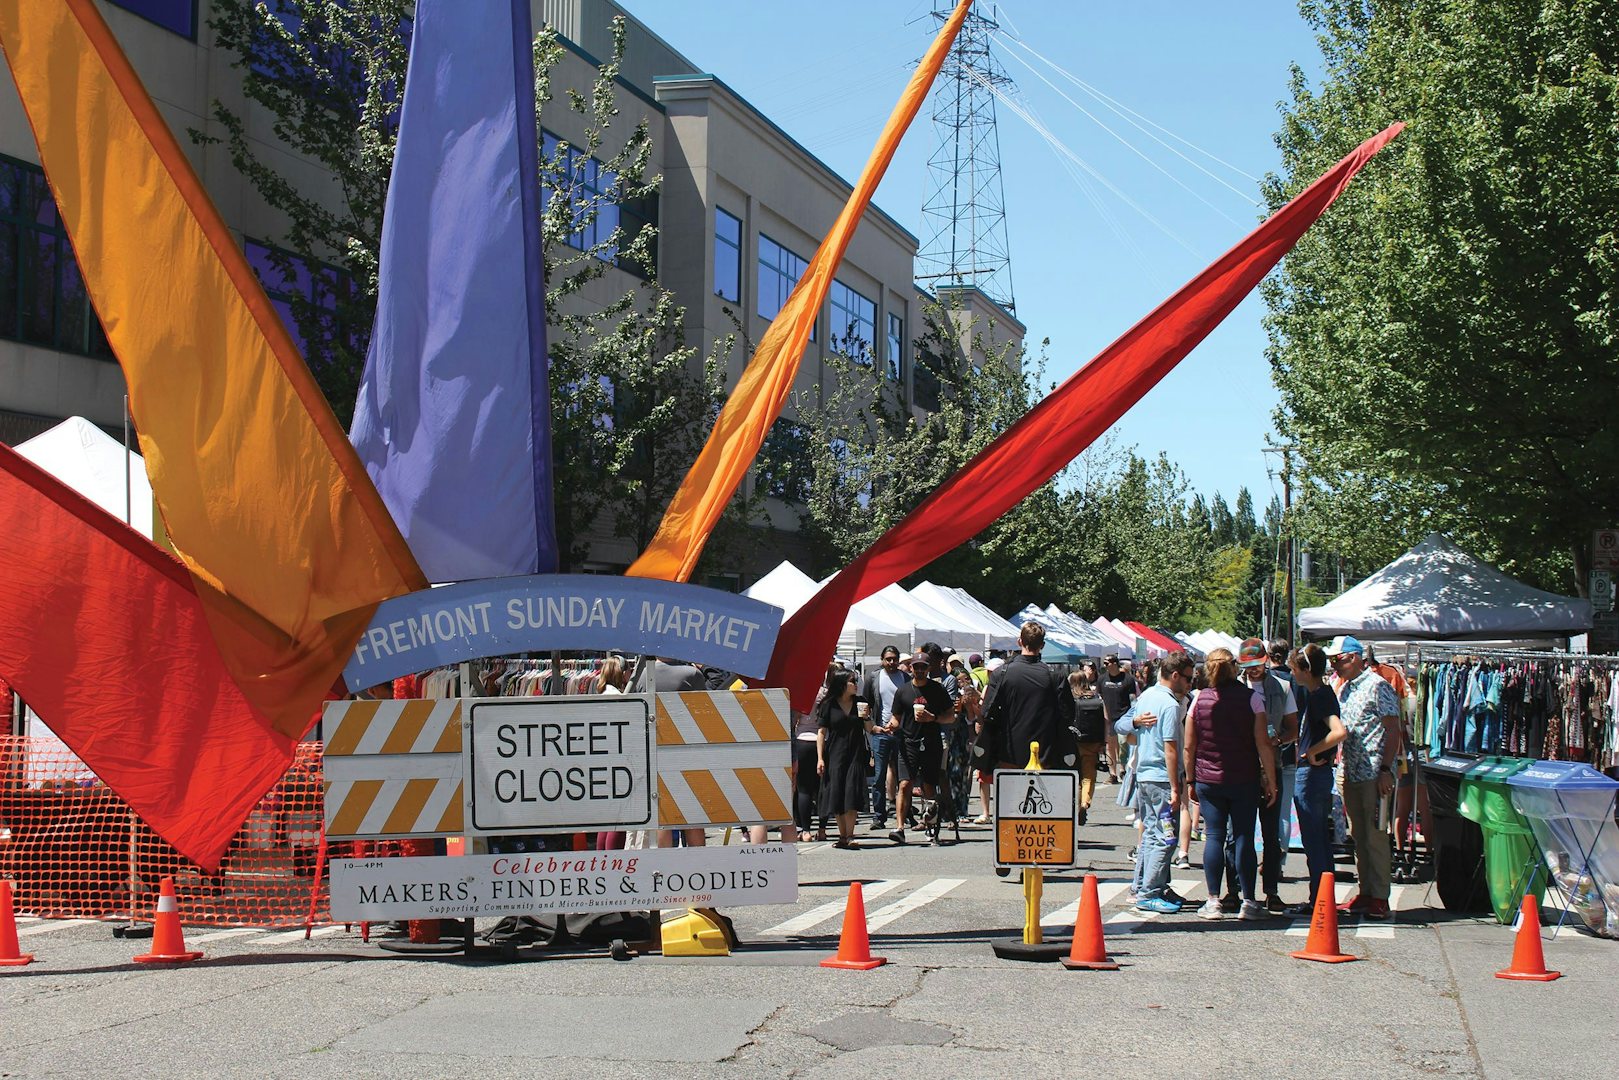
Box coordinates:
[350,0,557,580]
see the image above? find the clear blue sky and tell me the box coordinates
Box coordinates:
[618,1,1329,510]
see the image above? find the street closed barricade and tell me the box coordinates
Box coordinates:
[330,844,797,921]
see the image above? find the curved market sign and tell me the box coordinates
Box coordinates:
[342,574,784,691]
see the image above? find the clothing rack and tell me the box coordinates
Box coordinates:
[1407,645,1619,666]
[1407,646,1619,768]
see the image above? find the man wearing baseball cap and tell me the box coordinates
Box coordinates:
[886,651,953,845]
[1326,635,1400,919]
[1238,637,1298,913]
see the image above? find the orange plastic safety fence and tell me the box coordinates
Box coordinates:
[0,738,364,928]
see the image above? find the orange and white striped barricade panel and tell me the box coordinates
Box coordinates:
[322,699,465,840]
[654,689,792,828]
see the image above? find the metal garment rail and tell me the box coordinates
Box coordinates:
[1405,645,1619,667]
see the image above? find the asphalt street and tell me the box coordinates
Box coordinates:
[3,784,1613,1079]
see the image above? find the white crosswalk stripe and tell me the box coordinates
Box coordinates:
[758,879,906,937]
[253,925,343,946]
[15,919,95,937]
[866,878,964,932]
[1040,879,1133,927]
[189,927,265,945]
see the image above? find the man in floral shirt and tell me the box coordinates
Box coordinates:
[1327,635,1401,920]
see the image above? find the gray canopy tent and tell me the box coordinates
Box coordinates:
[1299,533,1592,644]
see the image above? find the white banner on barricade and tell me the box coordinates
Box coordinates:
[330,844,797,921]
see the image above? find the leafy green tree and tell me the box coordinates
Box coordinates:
[1263,0,1619,593]
[196,2,735,571]
[1186,545,1255,634]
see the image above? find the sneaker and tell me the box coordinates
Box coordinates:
[1125,888,1140,903]
[1171,853,1191,870]
[1219,894,1241,914]
[1127,847,1138,863]
[1163,887,1187,906]
[1336,893,1369,914]
[1285,901,1315,917]
[1239,899,1269,921]
[1077,808,1088,826]
[1363,899,1391,920]
[888,830,907,845]
[869,819,887,831]
[1196,898,1224,920]
[1266,894,1288,915]
[1124,812,1136,824]
[1137,896,1182,915]
[1106,773,1120,785]
[1191,828,1204,842]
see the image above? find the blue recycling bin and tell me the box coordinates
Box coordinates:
[1506,762,1619,938]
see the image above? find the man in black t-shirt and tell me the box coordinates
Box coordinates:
[887,652,952,846]
[1097,653,1138,783]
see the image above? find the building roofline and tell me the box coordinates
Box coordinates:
[552,32,668,115]
[924,282,1026,334]
[653,73,919,248]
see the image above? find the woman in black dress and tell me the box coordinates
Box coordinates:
[818,670,868,848]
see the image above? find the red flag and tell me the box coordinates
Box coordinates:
[768,124,1404,711]
[0,445,295,871]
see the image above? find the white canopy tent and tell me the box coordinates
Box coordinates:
[912,581,1019,652]
[743,561,912,660]
[862,583,981,653]
[16,416,152,537]
[1012,605,1107,660]
[1040,606,1116,657]
[1299,533,1593,643]
[741,560,819,619]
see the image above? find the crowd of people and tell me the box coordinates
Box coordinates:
[780,623,1406,925]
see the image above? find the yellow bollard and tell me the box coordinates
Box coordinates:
[1022,741,1043,946]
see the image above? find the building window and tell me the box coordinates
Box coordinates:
[244,238,361,370]
[758,418,812,504]
[107,0,198,39]
[248,4,411,122]
[0,154,114,361]
[886,312,905,382]
[541,131,656,279]
[713,208,741,302]
[913,353,943,413]
[829,281,875,363]
[757,233,813,340]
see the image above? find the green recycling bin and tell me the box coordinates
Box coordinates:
[1457,756,1544,923]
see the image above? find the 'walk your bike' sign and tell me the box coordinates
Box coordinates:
[993,769,1078,868]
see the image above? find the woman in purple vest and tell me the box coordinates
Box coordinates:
[1183,648,1278,920]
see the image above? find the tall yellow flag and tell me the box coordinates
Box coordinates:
[0,0,428,735]
[627,0,974,583]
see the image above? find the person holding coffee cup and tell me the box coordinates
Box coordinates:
[887,651,953,845]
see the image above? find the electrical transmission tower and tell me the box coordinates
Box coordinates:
[916,2,1016,313]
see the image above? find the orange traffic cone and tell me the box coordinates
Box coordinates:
[0,879,34,967]
[132,877,202,964]
[820,882,887,970]
[1495,895,1561,981]
[1290,872,1358,964]
[1060,874,1119,971]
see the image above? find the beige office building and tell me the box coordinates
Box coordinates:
[0,0,1022,585]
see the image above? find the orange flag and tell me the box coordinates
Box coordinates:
[0,0,428,736]
[627,0,974,583]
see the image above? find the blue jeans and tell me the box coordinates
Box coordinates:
[1276,764,1297,870]
[1134,781,1173,900]
[868,733,897,824]
[1199,780,1260,901]
[1294,764,1335,902]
